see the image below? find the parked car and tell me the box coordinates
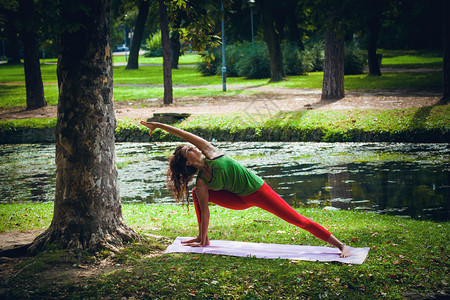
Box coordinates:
[115,44,129,52]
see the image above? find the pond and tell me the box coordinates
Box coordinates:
[0,142,448,222]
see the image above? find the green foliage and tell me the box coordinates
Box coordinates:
[305,40,325,72]
[196,47,221,76]
[144,31,162,57]
[1,106,448,143]
[282,43,314,75]
[0,118,57,131]
[234,42,271,79]
[344,42,365,75]
[198,41,326,78]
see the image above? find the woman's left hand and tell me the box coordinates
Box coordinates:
[140,121,158,135]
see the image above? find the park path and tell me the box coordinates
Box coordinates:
[0,63,443,121]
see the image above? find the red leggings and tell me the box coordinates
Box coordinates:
[192,182,331,242]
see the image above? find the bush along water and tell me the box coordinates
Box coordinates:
[1,107,449,144]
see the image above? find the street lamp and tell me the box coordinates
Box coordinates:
[248,0,255,45]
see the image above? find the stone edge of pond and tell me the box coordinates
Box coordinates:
[1,126,449,144]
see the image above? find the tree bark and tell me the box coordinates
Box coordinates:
[170,30,181,69]
[441,0,449,104]
[260,0,285,82]
[126,0,150,70]
[367,20,381,76]
[28,0,138,253]
[322,30,345,100]
[367,1,382,76]
[19,0,47,109]
[159,0,173,105]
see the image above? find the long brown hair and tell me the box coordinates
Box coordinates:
[166,145,198,205]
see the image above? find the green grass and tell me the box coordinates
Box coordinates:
[0,50,443,109]
[112,53,202,65]
[381,50,443,68]
[1,105,448,142]
[113,85,255,103]
[109,105,449,142]
[1,202,449,299]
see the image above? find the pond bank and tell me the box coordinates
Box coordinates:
[0,106,449,143]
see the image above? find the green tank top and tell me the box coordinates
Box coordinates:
[198,155,264,196]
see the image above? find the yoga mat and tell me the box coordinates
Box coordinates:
[165,237,370,264]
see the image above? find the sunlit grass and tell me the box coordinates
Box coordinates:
[113,86,255,103]
[0,50,443,109]
[2,202,449,299]
[112,53,202,65]
[381,50,442,68]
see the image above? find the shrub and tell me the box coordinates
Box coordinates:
[224,43,248,77]
[304,40,324,71]
[196,48,221,76]
[282,43,314,75]
[144,31,162,57]
[344,42,365,75]
[235,42,270,79]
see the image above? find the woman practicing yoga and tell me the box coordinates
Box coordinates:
[140,121,351,258]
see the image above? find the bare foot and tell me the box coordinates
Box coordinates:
[181,237,201,244]
[181,236,210,246]
[340,245,352,258]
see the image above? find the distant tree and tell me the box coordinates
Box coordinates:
[441,0,449,104]
[306,0,358,100]
[169,5,183,69]
[0,1,20,64]
[364,0,386,76]
[322,30,345,100]
[29,0,138,253]
[18,0,46,109]
[159,0,172,105]
[259,0,285,82]
[126,0,150,70]
[5,18,21,64]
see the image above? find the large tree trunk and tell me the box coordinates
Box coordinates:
[126,0,150,70]
[19,0,47,109]
[322,30,345,100]
[260,0,285,82]
[442,0,449,104]
[159,0,173,105]
[29,0,137,253]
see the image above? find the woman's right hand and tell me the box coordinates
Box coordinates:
[140,121,158,135]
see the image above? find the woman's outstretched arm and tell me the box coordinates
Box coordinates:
[182,179,210,247]
[140,121,222,159]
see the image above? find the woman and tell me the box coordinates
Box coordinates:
[140,121,351,258]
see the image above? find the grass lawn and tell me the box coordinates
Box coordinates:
[381,50,443,68]
[1,202,448,299]
[0,50,443,109]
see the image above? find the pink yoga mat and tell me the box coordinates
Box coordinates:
[165,237,370,264]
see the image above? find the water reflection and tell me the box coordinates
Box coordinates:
[0,142,448,221]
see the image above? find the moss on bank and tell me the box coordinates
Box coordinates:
[0,106,449,143]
